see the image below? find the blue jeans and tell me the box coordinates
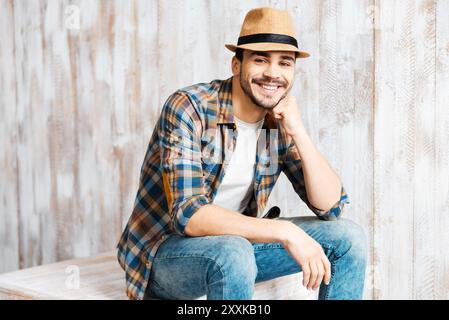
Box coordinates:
[144,217,368,300]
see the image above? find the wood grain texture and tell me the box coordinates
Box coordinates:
[374,0,416,299]
[0,0,20,273]
[0,0,448,299]
[435,0,449,300]
[0,251,315,300]
[13,0,54,269]
[373,0,449,299]
[412,0,437,300]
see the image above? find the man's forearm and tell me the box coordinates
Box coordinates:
[185,203,292,243]
[291,126,342,211]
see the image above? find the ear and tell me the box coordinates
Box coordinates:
[231,56,241,76]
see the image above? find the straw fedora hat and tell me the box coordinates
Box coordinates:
[225,7,310,59]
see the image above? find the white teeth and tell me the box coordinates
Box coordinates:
[261,84,277,91]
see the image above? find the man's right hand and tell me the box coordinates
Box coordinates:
[280,221,331,291]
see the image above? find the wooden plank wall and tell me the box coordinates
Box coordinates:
[0,0,448,299]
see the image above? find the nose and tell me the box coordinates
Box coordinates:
[262,62,282,79]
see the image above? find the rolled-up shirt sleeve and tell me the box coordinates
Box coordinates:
[158,91,210,235]
[281,137,350,221]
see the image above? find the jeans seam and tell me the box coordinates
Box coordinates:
[203,257,227,299]
[324,263,337,300]
[321,242,353,300]
[317,242,334,300]
[253,243,283,251]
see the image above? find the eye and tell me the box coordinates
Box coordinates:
[280,61,292,67]
[255,58,267,63]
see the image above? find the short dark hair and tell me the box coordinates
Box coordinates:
[235,48,244,62]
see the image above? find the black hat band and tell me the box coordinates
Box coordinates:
[237,33,298,48]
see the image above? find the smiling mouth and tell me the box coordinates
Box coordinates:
[254,82,283,94]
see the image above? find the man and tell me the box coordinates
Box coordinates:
[117,7,367,300]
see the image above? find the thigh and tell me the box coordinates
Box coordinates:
[146,234,254,300]
[280,216,367,258]
[253,242,302,283]
[253,216,329,282]
[253,216,364,282]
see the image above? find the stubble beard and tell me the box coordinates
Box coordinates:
[239,69,290,110]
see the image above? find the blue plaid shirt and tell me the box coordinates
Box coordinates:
[116,77,349,300]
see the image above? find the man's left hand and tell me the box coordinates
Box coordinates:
[269,95,304,138]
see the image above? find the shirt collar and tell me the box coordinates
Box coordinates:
[217,76,278,130]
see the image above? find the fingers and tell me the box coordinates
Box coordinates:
[312,260,325,290]
[308,261,318,290]
[323,257,332,286]
[302,263,311,288]
[269,109,283,119]
[305,257,330,291]
[267,109,282,120]
[272,98,287,114]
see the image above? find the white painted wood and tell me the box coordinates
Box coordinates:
[0,251,315,300]
[412,0,437,300]
[13,0,56,269]
[435,0,449,300]
[0,252,128,300]
[337,0,375,300]
[0,0,20,273]
[374,0,416,299]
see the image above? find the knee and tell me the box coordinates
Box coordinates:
[331,219,368,262]
[210,236,257,284]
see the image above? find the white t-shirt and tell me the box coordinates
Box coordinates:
[212,115,264,213]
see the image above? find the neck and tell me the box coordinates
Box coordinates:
[231,75,267,123]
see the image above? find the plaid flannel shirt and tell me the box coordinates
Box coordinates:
[116,76,349,300]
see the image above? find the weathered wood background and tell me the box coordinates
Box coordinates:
[1,0,448,299]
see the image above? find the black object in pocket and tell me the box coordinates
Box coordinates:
[262,206,281,219]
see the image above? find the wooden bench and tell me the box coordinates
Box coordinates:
[0,251,317,300]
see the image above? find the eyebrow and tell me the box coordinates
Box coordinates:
[249,51,295,63]
[250,51,270,58]
[280,55,295,62]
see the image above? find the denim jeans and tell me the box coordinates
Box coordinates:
[144,216,368,300]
